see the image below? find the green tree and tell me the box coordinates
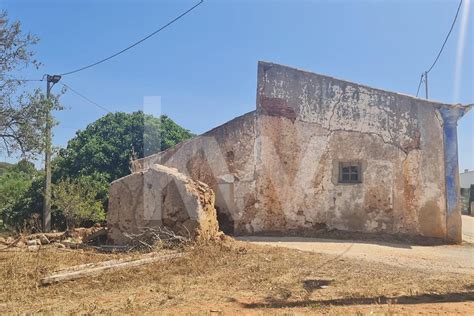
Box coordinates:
[52,178,106,229]
[1,172,108,231]
[0,159,38,229]
[54,111,193,183]
[0,162,14,176]
[1,112,192,230]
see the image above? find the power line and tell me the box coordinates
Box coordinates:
[426,0,463,74]
[61,82,112,113]
[416,0,463,97]
[59,0,204,76]
[415,73,424,97]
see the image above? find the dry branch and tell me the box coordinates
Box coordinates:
[123,226,191,251]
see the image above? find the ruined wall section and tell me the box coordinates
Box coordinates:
[107,165,219,244]
[132,111,258,234]
[253,61,447,238]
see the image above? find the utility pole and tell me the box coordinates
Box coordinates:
[43,74,61,232]
[424,71,429,99]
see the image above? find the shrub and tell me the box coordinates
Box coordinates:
[52,178,106,229]
[0,160,39,230]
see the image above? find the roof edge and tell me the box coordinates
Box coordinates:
[258,61,471,109]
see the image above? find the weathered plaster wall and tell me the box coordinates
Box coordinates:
[252,61,448,238]
[132,112,257,234]
[128,61,468,241]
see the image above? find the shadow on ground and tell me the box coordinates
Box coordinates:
[240,291,474,309]
[237,228,453,249]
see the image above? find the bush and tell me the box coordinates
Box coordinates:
[0,160,39,230]
[52,177,106,229]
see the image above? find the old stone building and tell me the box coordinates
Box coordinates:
[110,61,471,243]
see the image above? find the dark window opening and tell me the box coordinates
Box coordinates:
[339,162,362,184]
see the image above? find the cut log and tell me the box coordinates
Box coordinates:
[82,228,107,243]
[40,252,184,286]
[54,252,161,273]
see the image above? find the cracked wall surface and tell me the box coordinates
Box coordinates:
[128,61,468,241]
[132,112,257,235]
[253,61,448,238]
[107,164,219,244]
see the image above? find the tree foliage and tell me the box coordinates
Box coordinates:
[2,89,63,156]
[54,111,194,183]
[0,11,61,157]
[0,112,193,230]
[52,178,106,229]
[0,160,35,211]
[0,159,39,229]
[0,161,14,176]
[1,169,108,231]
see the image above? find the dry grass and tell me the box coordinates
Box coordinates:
[1,238,473,314]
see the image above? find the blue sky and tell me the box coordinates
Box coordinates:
[2,0,473,170]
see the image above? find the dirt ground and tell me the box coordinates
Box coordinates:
[239,215,474,275]
[238,237,474,275]
[1,234,473,315]
[462,215,474,240]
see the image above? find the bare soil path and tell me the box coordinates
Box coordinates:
[463,214,474,240]
[238,215,474,275]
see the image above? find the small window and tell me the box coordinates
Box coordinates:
[339,162,362,183]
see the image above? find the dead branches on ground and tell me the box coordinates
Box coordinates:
[123,226,191,251]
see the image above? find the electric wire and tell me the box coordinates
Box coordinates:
[4,79,111,113]
[426,0,463,74]
[416,0,463,96]
[58,0,204,76]
[60,82,112,113]
[415,73,424,97]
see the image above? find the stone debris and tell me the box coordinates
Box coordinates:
[0,227,107,251]
[26,239,41,246]
[39,235,50,245]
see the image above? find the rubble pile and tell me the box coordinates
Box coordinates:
[107,164,220,245]
[0,226,106,251]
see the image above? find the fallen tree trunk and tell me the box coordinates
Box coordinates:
[40,252,184,286]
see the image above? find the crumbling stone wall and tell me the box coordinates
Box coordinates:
[132,112,257,235]
[107,164,219,244]
[128,61,470,242]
